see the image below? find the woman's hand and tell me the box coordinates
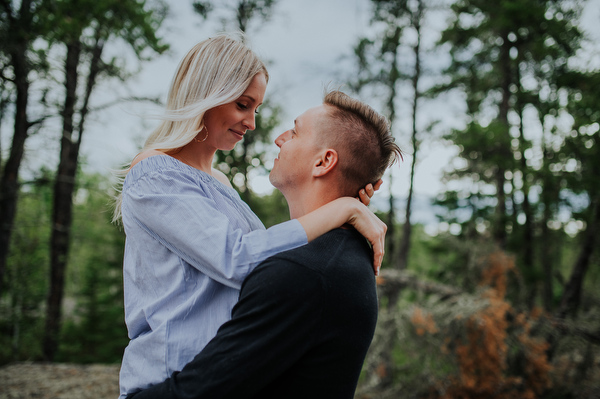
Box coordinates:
[343,198,387,275]
[296,193,387,274]
[358,179,383,206]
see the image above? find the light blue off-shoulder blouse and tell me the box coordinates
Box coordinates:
[118,155,307,398]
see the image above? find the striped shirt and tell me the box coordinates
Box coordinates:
[118,155,307,398]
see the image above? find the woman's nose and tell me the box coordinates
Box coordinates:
[243,115,256,130]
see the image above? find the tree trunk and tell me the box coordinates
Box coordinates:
[386,183,396,268]
[43,41,82,361]
[557,197,600,318]
[44,36,104,361]
[516,81,537,308]
[537,139,554,310]
[0,0,33,295]
[493,29,512,250]
[398,6,422,271]
[384,26,401,274]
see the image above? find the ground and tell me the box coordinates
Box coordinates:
[0,362,120,399]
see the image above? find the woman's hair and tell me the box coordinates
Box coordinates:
[320,90,402,197]
[112,33,268,222]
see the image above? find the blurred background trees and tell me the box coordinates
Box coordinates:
[1,0,599,397]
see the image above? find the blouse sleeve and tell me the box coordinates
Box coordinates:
[122,165,307,290]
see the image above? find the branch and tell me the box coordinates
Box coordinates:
[27,115,52,129]
[91,96,164,113]
[545,316,600,345]
[0,65,15,83]
[376,269,462,300]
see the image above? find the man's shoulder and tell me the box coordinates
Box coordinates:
[247,228,372,287]
[282,228,370,268]
[282,227,367,254]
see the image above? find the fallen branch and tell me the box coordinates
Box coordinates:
[376,269,462,300]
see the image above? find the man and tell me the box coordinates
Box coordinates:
[128,90,402,399]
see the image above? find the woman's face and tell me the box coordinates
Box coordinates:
[203,73,267,151]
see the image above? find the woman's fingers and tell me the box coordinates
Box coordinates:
[358,182,378,206]
[371,218,386,275]
[373,179,383,191]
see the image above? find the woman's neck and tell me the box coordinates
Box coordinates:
[169,142,216,174]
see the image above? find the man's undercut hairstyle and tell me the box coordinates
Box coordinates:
[321,90,402,197]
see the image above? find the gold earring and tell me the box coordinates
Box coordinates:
[194,127,209,143]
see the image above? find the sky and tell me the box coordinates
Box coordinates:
[16,0,600,226]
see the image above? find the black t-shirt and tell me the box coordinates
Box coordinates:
[129,228,378,399]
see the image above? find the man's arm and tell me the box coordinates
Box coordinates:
[127,259,324,399]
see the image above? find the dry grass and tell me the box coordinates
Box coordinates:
[0,362,120,399]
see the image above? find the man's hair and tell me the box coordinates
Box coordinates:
[320,90,402,196]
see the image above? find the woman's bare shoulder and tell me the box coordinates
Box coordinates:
[130,149,167,169]
[211,168,233,188]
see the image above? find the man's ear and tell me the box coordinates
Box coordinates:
[313,149,338,177]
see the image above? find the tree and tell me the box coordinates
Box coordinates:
[41,0,168,361]
[555,70,600,318]
[348,0,441,388]
[0,0,49,296]
[0,169,52,364]
[350,4,403,272]
[438,0,585,309]
[193,0,281,209]
[57,173,127,364]
[396,0,427,272]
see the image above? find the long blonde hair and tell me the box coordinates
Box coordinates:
[112,33,268,222]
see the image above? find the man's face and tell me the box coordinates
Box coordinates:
[269,105,329,192]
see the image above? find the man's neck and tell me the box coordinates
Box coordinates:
[284,184,339,220]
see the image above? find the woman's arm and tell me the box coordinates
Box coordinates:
[297,197,386,275]
[123,165,307,289]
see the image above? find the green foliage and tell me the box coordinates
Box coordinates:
[0,170,54,364]
[193,0,279,33]
[39,0,168,57]
[57,174,127,364]
[434,0,598,317]
[249,188,290,228]
[359,248,600,398]
[0,172,127,365]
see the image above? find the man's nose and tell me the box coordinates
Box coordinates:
[274,130,290,147]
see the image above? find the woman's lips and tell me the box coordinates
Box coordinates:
[231,129,245,139]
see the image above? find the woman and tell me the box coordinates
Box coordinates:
[115,34,385,398]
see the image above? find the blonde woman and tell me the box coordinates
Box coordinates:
[115,34,385,398]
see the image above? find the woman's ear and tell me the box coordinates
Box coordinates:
[313,149,338,177]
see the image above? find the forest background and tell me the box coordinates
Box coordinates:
[1,0,599,398]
